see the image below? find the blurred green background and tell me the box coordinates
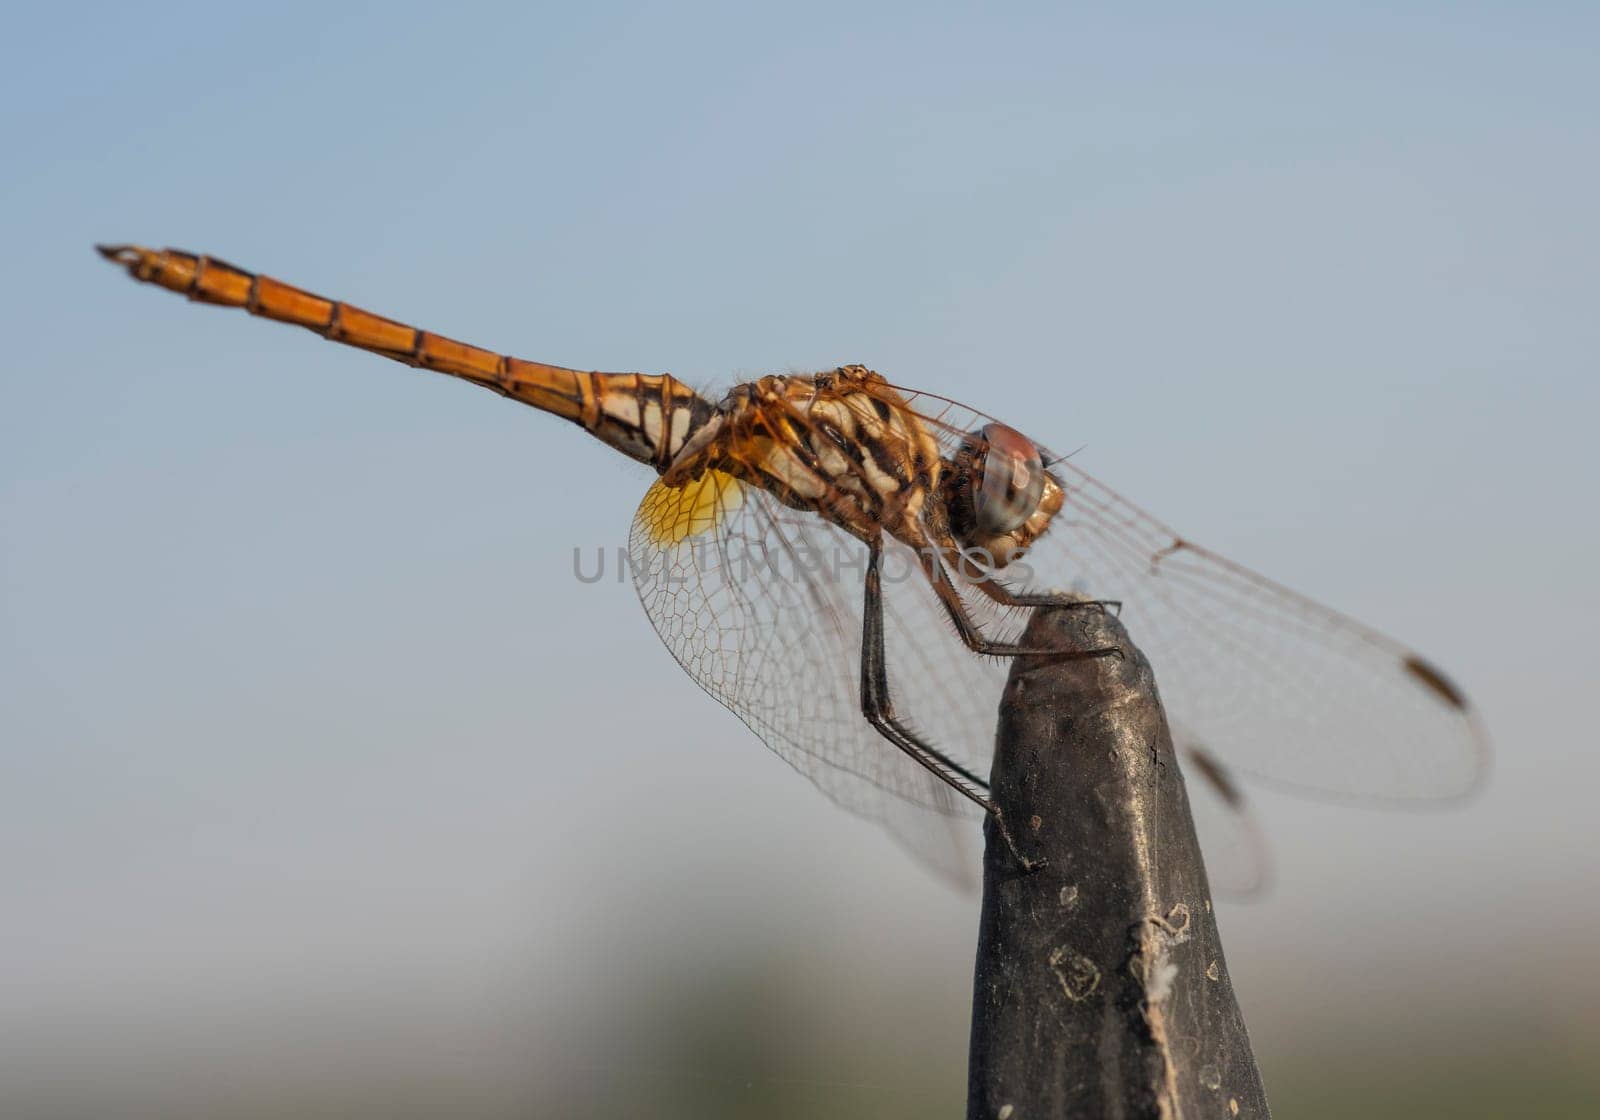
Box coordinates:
[3,3,1596,1117]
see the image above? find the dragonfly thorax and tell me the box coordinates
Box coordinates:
[687,368,943,542]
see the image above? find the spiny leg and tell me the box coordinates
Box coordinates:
[917,545,1122,660]
[860,539,990,800]
[917,490,1119,616]
[859,537,1042,871]
[969,571,1122,615]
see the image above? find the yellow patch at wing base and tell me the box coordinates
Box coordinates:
[638,469,744,545]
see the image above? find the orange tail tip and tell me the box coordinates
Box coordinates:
[96,243,205,295]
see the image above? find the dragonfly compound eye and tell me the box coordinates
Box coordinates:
[971,423,1046,536]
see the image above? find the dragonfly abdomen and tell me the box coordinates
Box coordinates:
[96,245,715,471]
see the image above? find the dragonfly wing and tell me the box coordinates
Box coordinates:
[1030,460,1489,803]
[865,380,1490,804]
[1176,738,1272,899]
[628,473,1001,883]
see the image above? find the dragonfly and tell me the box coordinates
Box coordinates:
[97,244,1489,891]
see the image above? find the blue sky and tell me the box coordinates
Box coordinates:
[3,4,1597,1114]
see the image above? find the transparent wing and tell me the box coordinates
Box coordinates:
[628,474,1001,884]
[1175,739,1272,900]
[871,380,1491,804]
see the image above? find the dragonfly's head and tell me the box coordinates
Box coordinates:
[940,423,1063,570]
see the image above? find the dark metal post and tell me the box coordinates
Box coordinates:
[967,605,1271,1119]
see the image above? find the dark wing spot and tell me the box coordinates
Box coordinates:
[1404,655,1469,710]
[1185,745,1244,808]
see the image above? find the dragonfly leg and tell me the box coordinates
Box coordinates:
[955,564,1122,614]
[859,538,1045,872]
[979,581,1122,616]
[920,548,1123,660]
[860,539,992,805]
